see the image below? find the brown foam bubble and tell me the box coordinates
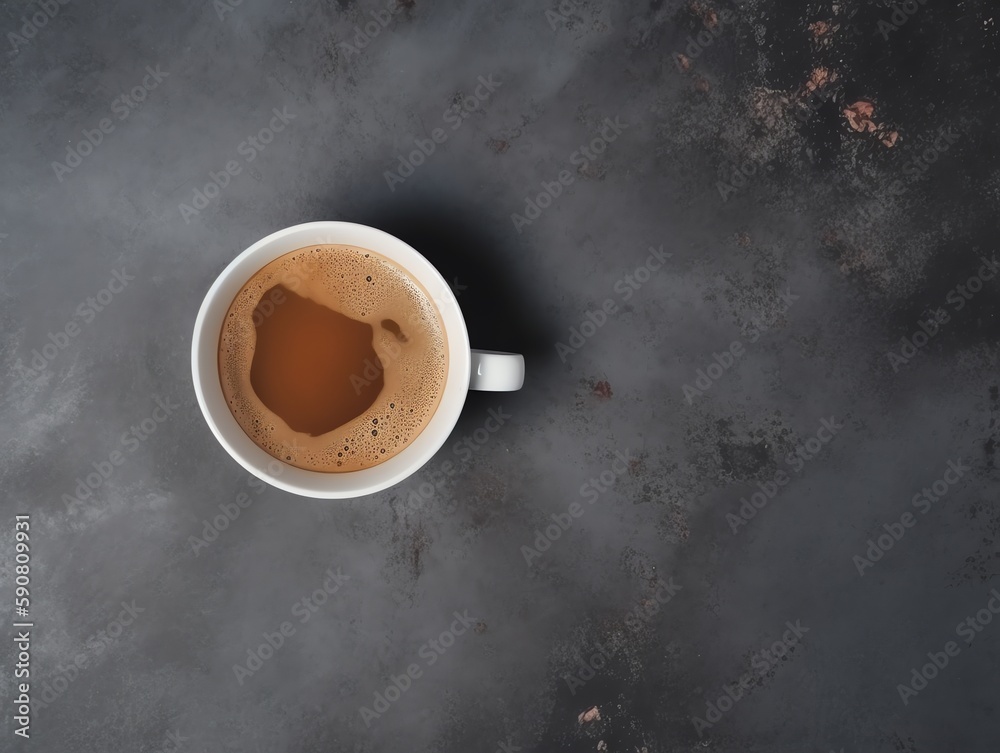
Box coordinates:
[218,244,448,472]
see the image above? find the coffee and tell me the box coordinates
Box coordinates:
[218,244,448,472]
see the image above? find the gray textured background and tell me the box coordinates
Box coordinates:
[3,0,1000,751]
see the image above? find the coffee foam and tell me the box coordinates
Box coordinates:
[218,244,448,472]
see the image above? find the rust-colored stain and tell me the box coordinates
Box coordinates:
[809,20,832,39]
[578,706,601,724]
[691,2,719,29]
[843,100,900,148]
[808,19,839,46]
[804,66,837,94]
[844,100,876,132]
[474,621,487,634]
[488,138,509,154]
[693,75,710,92]
[676,52,692,72]
[592,380,613,399]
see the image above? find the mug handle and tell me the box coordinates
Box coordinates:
[470,350,524,391]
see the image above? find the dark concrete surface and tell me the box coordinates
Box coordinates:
[2,0,999,751]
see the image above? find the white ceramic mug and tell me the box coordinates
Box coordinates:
[191,221,524,498]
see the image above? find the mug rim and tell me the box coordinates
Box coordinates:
[191,221,471,499]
